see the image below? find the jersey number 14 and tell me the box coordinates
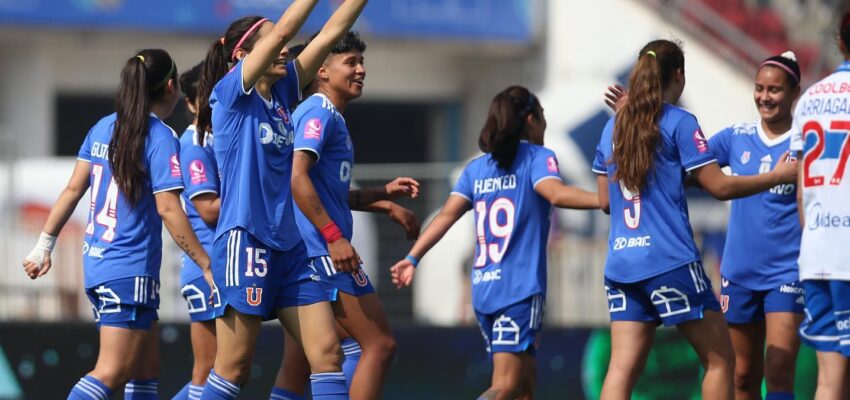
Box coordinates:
[85,164,119,242]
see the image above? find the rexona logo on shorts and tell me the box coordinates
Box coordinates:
[613,235,651,251]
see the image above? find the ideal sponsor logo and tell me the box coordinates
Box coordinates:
[613,235,651,250]
[473,175,517,195]
[473,269,502,285]
[807,202,850,230]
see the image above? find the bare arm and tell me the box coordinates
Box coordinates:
[191,192,220,227]
[292,151,360,272]
[353,200,421,240]
[692,154,797,200]
[597,175,610,214]
[241,0,320,90]
[295,0,368,86]
[534,179,599,209]
[390,195,470,288]
[348,177,419,210]
[23,160,91,278]
[156,191,211,272]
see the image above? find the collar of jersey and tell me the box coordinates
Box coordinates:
[755,119,791,147]
[838,61,850,73]
[312,92,344,120]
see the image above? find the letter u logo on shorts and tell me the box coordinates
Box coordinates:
[352,269,369,287]
[246,287,263,306]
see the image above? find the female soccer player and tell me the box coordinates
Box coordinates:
[270,31,419,400]
[193,1,367,398]
[391,86,599,400]
[709,52,803,400]
[22,49,213,400]
[791,11,850,400]
[605,51,806,400]
[592,39,797,400]
[170,62,221,400]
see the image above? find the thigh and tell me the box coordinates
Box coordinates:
[92,325,150,380]
[491,352,532,394]
[720,277,765,324]
[190,320,217,361]
[727,321,765,376]
[277,301,339,363]
[476,295,545,357]
[644,262,721,327]
[214,307,263,368]
[677,310,734,365]
[608,321,656,373]
[333,292,393,345]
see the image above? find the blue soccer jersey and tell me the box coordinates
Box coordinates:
[77,113,184,288]
[178,125,219,286]
[593,104,717,283]
[451,141,562,314]
[292,93,355,257]
[709,121,800,290]
[211,60,301,250]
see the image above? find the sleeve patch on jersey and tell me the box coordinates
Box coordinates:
[190,160,208,185]
[304,118,322,140]
[170,154,182,177]
[547,156,559,173]
[693,129,708,153]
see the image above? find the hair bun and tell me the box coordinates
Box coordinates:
[780,51,797,62]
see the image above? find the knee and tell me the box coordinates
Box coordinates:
[215,358,253,384]
[365,335,396,363]
[92,368,133,389]
[732,367,758,391]
[308,341,343,373]
[764,357,794,390]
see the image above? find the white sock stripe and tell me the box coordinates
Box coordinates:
[311,372,345,377]
[207,377,238,396]
[208,373,239,392]
[270,394,288,400]
[77,380,107,400]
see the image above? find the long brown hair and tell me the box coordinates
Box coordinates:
[196,16,266,142]
[478,86,542,170]
[111,49,178,205]
[613,39,684,192]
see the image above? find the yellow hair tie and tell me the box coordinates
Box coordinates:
[136,55,146,63]
[646,51,657,58]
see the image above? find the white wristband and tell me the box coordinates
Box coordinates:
[25,232,57,267]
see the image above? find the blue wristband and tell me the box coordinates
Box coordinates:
[405,254,419,268]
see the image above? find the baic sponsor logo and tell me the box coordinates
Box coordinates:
[613,235,651,251]
[807,202,850,230]
[473,269,502,285]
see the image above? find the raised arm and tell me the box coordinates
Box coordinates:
[692,153,797,200]
[295,0,368,86]
[240,0,320,89]
[23,159,91,279]
[390,195,471,288]
[534,179,599,209]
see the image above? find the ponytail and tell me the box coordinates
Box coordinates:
[478,86,541,170]
[613,39,684,192]
[111,49,177,205]
[196,15,267,142]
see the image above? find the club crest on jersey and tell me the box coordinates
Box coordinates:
[170,154,181,177]
[276,106,290,125]
[740,151,750,164]
[190,160,207,185]
[547,156,559,173]
[693,129,708,153]
[304,118,322,140]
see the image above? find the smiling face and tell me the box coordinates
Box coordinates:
[753,66,799,125]
[318,50,366,101]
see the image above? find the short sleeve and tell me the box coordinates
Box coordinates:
[530,147,563,188]
[293,105,334,161]
[271,61,302,106]
[450,163,474,202]
[148,125,185,194]
[674,113,717,172]
[210,60,252,112]
[708,127,733,167]
[77,129,93,162]
[179,140,219,199]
